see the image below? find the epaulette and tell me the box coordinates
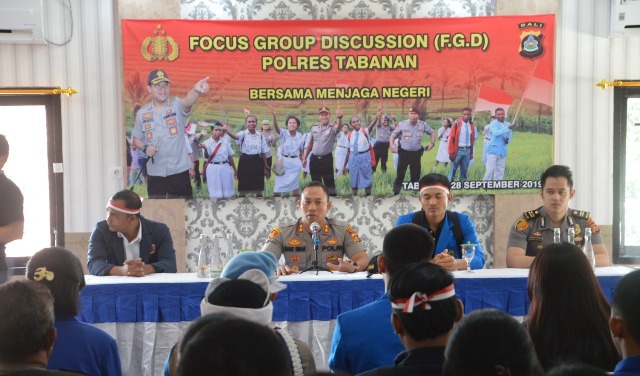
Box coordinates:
[521,208,542,220]
[570,209,590,220]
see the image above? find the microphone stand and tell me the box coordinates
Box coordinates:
[300,230,332,275]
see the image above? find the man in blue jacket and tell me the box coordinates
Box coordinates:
[395,173,484,270]
[87,189,177,276]
[329,224,435,375]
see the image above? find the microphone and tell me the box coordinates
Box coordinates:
[310,222,320,246]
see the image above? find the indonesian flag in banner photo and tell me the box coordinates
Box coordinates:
[523,61,553,107]
[475,85,514,114]
[243,106,251,115]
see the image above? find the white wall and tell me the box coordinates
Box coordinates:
[0,0,123,232]
[0,0,635,232]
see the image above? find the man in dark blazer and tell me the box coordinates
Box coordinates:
[87,189,177,276]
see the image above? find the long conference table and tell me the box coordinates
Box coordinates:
[79,266,632,376]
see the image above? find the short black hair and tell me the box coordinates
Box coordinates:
[540,165,573,190]
[0,280,55,362]
[388,262,457,341]
[178,317,291,376]
[111,189,143,216]
[26,247,86,316]
[443,309,542,376]
[545,363,609,376]
[300,181,330,200]
[612,269,640,344]
[418,173,451,191]
[382,224,435,278]
[0,134,8,157]
[207,279,268,308]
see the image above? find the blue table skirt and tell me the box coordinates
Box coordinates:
[79,275,622,324]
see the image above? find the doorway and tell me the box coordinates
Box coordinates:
[0,93,64,273]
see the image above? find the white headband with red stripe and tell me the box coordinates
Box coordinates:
[107,199,140,215]
[391,284,456,312]
[419,183,450,195]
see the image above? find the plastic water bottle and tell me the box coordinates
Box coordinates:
[553,228,561,243]
[567,227,575,244]
[196,234,210,278]
[210,234,223,277]
[582,227,596,268]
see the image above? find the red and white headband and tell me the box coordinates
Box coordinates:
[419,183,450,195]
[391,284,455,313]
[106,199,140,215]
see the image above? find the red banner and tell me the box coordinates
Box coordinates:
[123,16,555,196]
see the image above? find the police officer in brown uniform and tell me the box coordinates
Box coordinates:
[507,165,611,268]
[261,181,369,276]
[302,106,344,196]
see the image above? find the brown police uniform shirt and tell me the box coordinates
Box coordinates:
[261,218,366,272]
[507,206,604,257]
[309,123,339,157]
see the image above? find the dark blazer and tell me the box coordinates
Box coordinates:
[87,216,177,276]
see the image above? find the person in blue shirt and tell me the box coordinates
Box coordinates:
[27,247,122,376]
[610,269,640,376]
[329,224,435,375]
[482,107,513,181]
[395,173,485,270]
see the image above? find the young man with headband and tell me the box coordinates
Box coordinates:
[395,173,485,270]
[358,262,463,375]
[87,189,177,276]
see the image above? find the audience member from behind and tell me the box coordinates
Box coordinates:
[545,363,609,376]
[443,309,543,376]
[0,134,24,284]
[358,262,463,376]
[200,268,315,375]
[178,316,291,376]
[610,269,640,375]
[87,189,177,276]
[26,247,121,376]
[164,251,315,376]
[526,242,620,371]
[0,280,81,375]
[329,224,435,375]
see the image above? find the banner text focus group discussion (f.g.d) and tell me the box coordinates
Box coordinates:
[189,34,430,52]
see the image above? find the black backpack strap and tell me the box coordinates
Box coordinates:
[411,210,428,229]
[447,210,464,257]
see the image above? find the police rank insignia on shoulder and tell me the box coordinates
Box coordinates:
[586,217,601,234]
[268,227,280,239]
[346,225,361,243]
[515,218,529,231]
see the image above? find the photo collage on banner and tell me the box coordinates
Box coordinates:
[122,15,555,198]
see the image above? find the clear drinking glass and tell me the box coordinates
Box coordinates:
[461,243,476,273]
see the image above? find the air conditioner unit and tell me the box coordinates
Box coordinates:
[0,0,46,44]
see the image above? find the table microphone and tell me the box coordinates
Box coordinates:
[310,222,320,242]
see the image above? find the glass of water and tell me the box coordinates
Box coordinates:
[461,243,476,273]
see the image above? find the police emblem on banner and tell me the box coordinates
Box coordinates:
[141,25,179,62]
[518,21,545,60]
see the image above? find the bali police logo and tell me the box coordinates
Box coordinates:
[518,21,545,60]
[141,25,179,62]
